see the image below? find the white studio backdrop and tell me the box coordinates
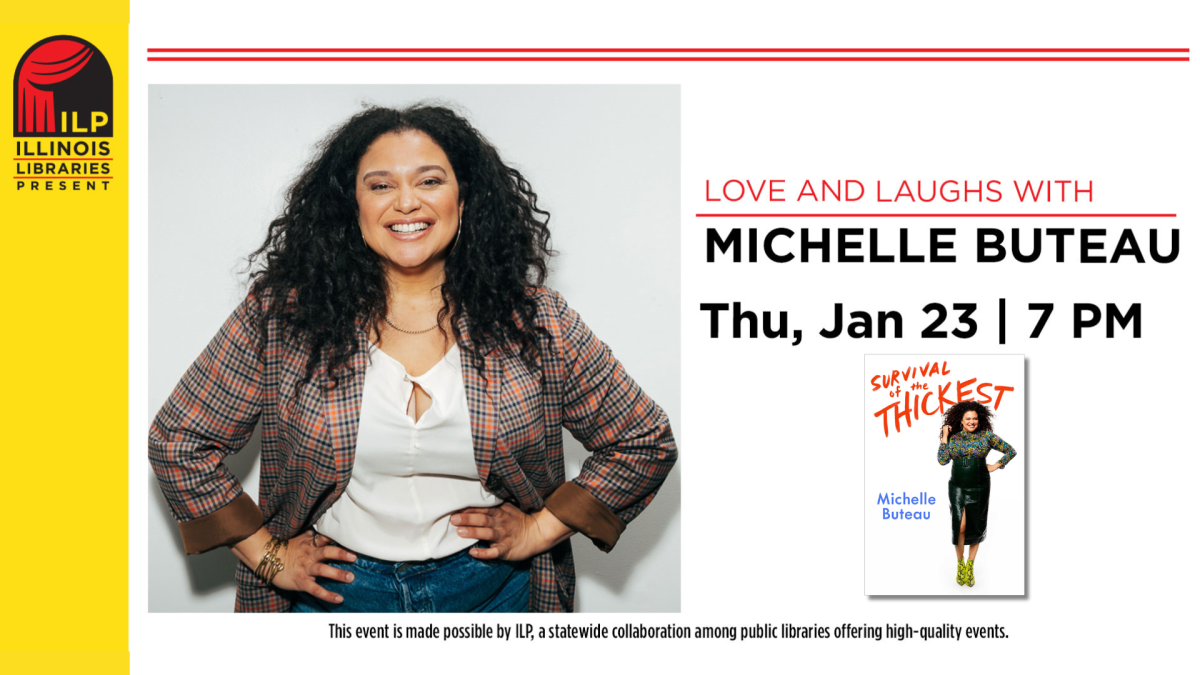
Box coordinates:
[146,85,681,612]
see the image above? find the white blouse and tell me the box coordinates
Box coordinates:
[313,342,501,561]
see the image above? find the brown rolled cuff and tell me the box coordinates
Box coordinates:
[178,493,264,554]
[543,482,626,553]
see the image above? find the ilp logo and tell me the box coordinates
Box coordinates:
[14,35,112,137]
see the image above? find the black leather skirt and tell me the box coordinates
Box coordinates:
[948,456,990,545]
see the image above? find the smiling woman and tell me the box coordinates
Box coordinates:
[937,400,1017,588]
[357,131,463,275]
[148,104,678,613]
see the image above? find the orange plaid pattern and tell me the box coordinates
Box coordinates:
[150,287,677,612]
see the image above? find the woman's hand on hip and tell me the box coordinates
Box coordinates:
[232,528,357,604]
[987,462,1001,472]
[451,503,573,561]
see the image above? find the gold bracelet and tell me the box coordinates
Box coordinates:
[258,533,283,581]
[253,536,287,585]
[267,538,286,585]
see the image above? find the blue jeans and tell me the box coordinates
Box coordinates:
[290,544,530,613]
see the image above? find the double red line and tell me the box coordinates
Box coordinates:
[146,47,1189,62]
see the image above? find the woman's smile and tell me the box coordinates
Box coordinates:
[385,218,434,240]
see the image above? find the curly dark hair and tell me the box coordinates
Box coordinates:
[940,400,995,437]
[246,103,553,388]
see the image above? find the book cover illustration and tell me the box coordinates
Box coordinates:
[864,354,1025,596]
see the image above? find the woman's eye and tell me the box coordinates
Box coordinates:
[420,178,443,186]
[370,183,392,191]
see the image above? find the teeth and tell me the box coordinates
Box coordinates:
[389,222,430,234]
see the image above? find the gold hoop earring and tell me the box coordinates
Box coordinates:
[449,208,464,254]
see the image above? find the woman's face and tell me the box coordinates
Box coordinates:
[356,130,462,277]
[961,410,979,433]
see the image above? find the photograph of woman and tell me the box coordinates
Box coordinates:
[938,400,1017,588]
[148,99,679,613]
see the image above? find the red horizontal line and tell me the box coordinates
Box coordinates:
[147,47,1190,53]
[695,213,1176,218]
[148,56,1189,62]
[13,157,112,161]
[14,176,112,179]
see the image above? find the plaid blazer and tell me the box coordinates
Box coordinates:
[149,287,677,612]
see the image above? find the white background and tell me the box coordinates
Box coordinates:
[864,355,1025,596]
[129,1,1198,672]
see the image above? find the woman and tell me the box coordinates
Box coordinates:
[937,400,1016,588]
[149,104,677,613]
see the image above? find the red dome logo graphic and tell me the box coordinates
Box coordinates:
[13,35,113,137]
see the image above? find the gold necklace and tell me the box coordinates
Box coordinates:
[384,315,438,334]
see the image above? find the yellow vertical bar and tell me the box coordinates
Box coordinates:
[1,2,129,672]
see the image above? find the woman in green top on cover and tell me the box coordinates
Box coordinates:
[938,400,1017,588]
